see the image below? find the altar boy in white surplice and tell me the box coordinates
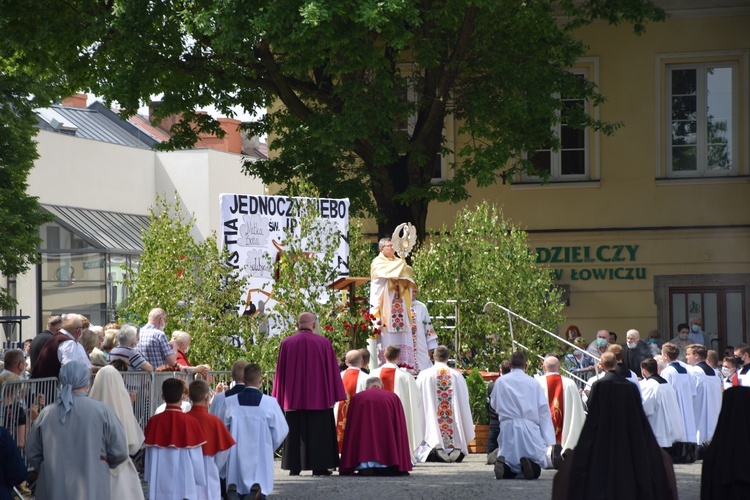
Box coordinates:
[224,363,289,499]
[144,378,207,500]
[415,346,474,463]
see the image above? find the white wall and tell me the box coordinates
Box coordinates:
[156,149,265,241]
[29,130,156,214]
[11,131,265,338]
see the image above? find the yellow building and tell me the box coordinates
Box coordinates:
[309,3,748,348]
[420,4,750,348]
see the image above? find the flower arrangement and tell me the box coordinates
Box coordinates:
[322,295,381,350]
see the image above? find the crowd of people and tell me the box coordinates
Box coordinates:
[1,306,749,498]
[1,240,748,500]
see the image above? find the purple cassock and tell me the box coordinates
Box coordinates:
[339,387,413,475]
[272,330,346,410]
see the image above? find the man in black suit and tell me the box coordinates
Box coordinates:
[28,315,62,371]
[622,329,651,375]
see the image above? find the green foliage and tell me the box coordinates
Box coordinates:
[466,369,489,425]
[121,195,255,370]
[0,0,666,239]
[257,182,375,364]
[0,71,56,309]
[412,201,565,371]
[121,188,374,372]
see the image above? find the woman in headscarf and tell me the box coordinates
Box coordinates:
[89,365,146,500]
[26,361,128,499]
[701,386,750,499]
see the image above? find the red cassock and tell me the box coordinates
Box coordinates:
[144,406,207,448]
[339,387,413,475]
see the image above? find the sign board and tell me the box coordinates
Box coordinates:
[220,194,350,332]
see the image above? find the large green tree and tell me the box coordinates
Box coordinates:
[122,195,255,370]
[0,0,664,240]
[0,71,56,310]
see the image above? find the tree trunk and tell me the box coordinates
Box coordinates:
[372,155,430,243]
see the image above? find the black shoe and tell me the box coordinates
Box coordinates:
[520,457,541,480]
[435,448,451,463]
[249,483,262,500]
[312,469,333,476]
[494,455,506,479]
[289,470,301,476]
[226,484,240,500]
[552,444,563,470]
[697,442,709,461]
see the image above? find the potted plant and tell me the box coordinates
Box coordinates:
[466,368,490,453]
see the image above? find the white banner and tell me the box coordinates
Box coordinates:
[220,194,350,331]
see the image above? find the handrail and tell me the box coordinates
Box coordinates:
[482,301,600,382]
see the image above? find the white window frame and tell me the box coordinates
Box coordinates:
[655,50,749,181]
[396,63,454,183]
[665,62,739,178]
[521,61,599,184]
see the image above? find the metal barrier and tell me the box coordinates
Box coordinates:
[0,377,60,465]
[482,301,601,386]
[0,369,276,450]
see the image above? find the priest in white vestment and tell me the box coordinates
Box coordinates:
[415,346,474,463]
[536,356,585,456]
[224,363,289,498]
[412,299,439,374]
[371,345,424,456]
[686,344,722,444]
[639,358,684,448]
[370,238,420,371]
[661,343,698,447]
[491,351,556,479]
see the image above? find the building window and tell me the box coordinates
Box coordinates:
[523,66,595,183]
[666,63,737,177]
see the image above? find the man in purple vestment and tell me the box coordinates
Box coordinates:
[339,377,413,476]
[272,312,346,476]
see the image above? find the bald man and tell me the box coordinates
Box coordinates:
[136,308,177,369]
[272,312,345,476]
[537,356,585,464]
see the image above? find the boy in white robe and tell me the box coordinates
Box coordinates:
[639,357,684,448]
[144,378,207,500]
[224,363,289,499]
[661,343,698,462]
[685,344,722,445]
[187,379,236,500]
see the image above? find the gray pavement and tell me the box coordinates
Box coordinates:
[270,453,703,499]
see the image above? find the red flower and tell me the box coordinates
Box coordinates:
[324,325,334,332]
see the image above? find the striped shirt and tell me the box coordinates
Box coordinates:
[109,345,149,371]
